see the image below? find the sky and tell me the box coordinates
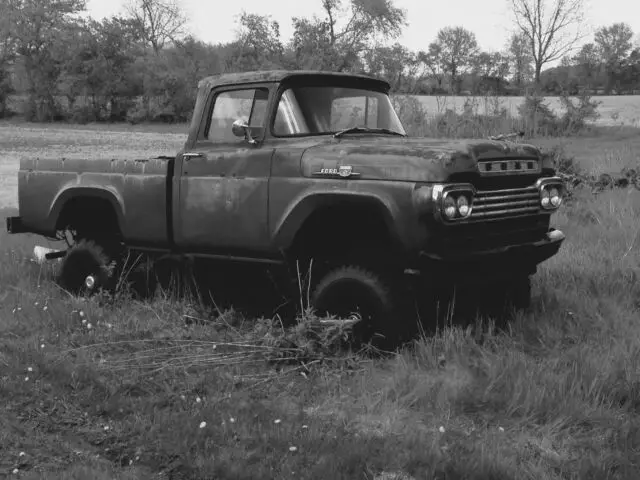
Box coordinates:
[86,0,640,54]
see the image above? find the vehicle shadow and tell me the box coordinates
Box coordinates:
[122,257,521,343]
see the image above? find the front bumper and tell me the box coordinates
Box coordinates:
[6,216,27,234]
[411,228,565,280]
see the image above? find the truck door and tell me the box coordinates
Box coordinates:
[174,86,273,256]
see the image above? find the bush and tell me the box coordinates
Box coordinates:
[558,93,602,134]
[517,94,562,136]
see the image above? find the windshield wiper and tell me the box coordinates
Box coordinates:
[333,126,406,138]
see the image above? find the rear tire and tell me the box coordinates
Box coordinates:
[57,240,115,295]
[310,264,405,350]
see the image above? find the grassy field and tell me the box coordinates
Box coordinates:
[1,122,640,479]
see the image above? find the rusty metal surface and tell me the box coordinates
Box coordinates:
[17,156,171,243]
[173,142,273,253]
[297,136,542,182]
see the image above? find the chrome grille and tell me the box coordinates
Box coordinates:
[471,186,540,220]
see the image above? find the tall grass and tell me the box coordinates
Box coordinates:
[2,178,640,478]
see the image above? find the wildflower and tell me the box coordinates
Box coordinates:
[180,395,186,401]
[499,427,505,432]
[302,425,308,429]
[27,367,33,372]
[274,419,281,424]
[103,426,109,431]
[40,344,45,349]
[199,421,207,429]
[35,302,39,306]
[289,446,298,452]
[82,319,87,325]
[79,311,85,318]
[43,306,48,312]
[24,376,29,381]
[230,417,235,423]
[19,452,25,457]
[12,468,19,474]
[195,397,202,403]
[439,426,445,433]
[87,323,92,330]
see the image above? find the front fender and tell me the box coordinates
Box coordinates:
[272,188,407,252]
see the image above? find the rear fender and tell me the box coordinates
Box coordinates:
[49,187,125,233]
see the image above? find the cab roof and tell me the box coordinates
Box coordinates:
[198,70,391,92]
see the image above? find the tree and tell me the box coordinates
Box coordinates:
[509,0,586,87]
[5,0,86,121]
[427,26,479,94]
[472,51,510,94]
[594,23,634,93]
[572,43,601,90]
[363,43,418,92]
[59,17,143,121]
[125,0,187,54]
[0,0,17,116]
[507,32,533,89]
[288,0,407,71]
[224,13,284,72]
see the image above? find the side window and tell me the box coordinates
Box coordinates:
[330,96,379,130]
[206,88,269,142]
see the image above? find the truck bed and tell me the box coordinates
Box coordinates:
[16,156,174,246]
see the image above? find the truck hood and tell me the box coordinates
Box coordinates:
[300,136,544,182]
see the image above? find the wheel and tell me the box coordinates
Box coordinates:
[57,240,115,295]
[310,264,403,349]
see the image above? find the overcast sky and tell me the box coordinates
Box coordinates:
[86,0,640,54]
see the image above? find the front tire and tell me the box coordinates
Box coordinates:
[310,264,404,349]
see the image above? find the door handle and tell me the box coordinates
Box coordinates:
[183,152,204,160]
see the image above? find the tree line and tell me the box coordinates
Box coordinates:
[0,0,638,123]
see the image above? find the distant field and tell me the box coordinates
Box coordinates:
[0,123,187,208]
[411,95,640,127]
[2,120,640,209]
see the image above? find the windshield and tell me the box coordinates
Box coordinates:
[273,86,406,137]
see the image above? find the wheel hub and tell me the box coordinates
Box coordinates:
[84,275,96,290]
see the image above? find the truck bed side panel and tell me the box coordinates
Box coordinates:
[17,157,170,246]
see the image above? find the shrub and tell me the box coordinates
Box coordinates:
[558,93,602,134]
[517,94,562,136]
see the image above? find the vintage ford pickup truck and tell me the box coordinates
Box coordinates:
[5,70,566,345]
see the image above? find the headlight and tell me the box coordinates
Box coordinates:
[549,188,561,207]
[443,195,457,219]
[537,178,564,211]
[457,195,471,217]
[541,189,550,208]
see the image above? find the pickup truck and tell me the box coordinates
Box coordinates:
[5,70,566,346]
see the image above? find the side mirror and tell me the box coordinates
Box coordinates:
[232,118,257,145]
